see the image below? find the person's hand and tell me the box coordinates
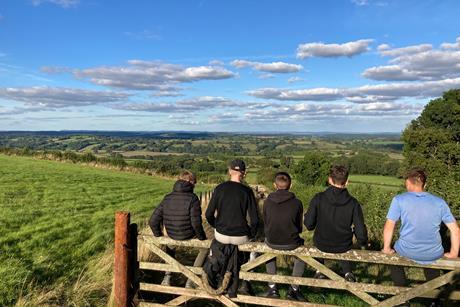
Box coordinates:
[382,247,395,255]
[444,252,459,259]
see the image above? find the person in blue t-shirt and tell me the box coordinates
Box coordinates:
[382,167,459,302]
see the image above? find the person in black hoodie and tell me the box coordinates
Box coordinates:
[205,159,259,296]
[304,165,368,282]
[149,170,207,287]
[263,172,306,301]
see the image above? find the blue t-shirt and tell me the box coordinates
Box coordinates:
[387,192,456,264]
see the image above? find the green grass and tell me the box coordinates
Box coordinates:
[0,154,207,306]
[349,174,402,188]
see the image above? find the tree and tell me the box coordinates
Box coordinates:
[402,89,460,216]
[293,151,330,186]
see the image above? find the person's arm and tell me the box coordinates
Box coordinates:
[440,200,459,258]
[297,201,304,234]
[247,191,259,239]
[353,202,368,246]
[382,196,401,254]
[304,195,318,231]
[382,219,396,254]
[205,191,217,228]
[444,222,460,258]
[149,202,164,237]
[190,197,207,240]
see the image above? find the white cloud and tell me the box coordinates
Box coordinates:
[363,37,460,81]
[247,87,344,101]
[45,60,237,94]
[440,37,460,50]
[377,43,432,57]
[41,60,237,96]
[0,86,129,109]
[209,60,225,66]
[361,65,421,81]
[244,101,422,123]
[124,30,161,40]
[296,39,373,59]
[351,0,368,5]
[258,73,275,79]
[113,96,235,113]
[288,76,304,83]
[113,96,276,114]
[31,0,79,8]
[151,90,183,97]
[247,77,460,102]
[231,60,303,73]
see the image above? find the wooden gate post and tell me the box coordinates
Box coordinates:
[114,211,130,307]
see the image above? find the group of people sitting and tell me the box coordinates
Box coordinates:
[149,159,459,305]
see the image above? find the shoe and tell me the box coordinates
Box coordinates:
[262,285,280,298]
[314,271,328,279]
[185,279,196,289]
[344,272,356,282]
[238,280,254,296]
[287,286,307,302]
[161,274,171,286]
[428,299,442,307]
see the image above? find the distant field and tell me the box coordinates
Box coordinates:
[349,174,402,189]
[0,155,208,306]
[121,150,188,157]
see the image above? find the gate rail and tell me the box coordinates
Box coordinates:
[112,211,460,306]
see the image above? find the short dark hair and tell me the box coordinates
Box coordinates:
[329,165,349,186]
[274,172,291,190]
[404,167,427,186]
[179,170,196,184]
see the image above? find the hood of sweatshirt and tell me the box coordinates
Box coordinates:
[267,189,296,204]
[173,180,194,193]
[323,186,352,206]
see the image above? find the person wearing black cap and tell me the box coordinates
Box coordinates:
[205,159,259,295]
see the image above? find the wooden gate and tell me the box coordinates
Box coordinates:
[113,210,460,306]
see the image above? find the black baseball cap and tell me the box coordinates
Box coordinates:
[229,159,246,172]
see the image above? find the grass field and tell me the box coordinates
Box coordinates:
[0,154,209,306]
[1,154,433,306]
[349,174,403,189]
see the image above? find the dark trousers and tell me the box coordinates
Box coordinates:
[390,265,441,287]
[266,257,305,289]
[317,258,353,275]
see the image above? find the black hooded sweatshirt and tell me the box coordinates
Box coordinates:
[205,181,259,238]
[263,189,304,249]
[304,186,368,253]
[149,180,206,240]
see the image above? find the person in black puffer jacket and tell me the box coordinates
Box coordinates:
[149,170,207,287]
[304,165,368,283]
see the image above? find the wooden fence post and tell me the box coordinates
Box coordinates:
[114,211,130,307]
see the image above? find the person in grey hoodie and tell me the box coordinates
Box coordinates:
[304,165,368,282]
[263,172,306,302]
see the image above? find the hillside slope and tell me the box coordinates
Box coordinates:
[0,155,184,306]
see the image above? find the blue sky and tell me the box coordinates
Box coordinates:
[1,0,459,132]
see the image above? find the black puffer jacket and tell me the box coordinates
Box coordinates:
[149,180,206,240]
[304,186,368,253]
